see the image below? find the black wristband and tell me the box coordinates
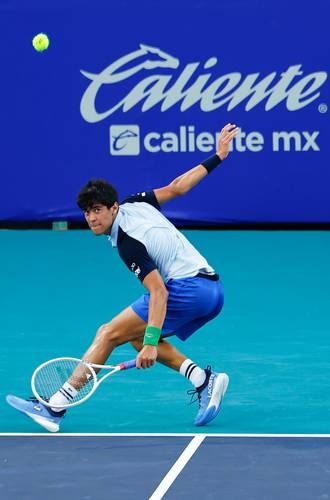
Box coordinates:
[201,154,222,174]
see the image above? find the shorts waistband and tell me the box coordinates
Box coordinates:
[196,272,219,281]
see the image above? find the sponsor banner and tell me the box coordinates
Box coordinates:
[109,125,322,155]
[1,0,329,223]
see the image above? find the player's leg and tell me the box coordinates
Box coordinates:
[82,305,147,365]
[45,306,146,410]
[131,276,229,426]
[131,336,210,391]
[6,306,147,431]
[131,330,229,427]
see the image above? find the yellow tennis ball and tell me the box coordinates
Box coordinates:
[32,33,50,52]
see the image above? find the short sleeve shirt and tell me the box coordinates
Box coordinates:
[108,191,214,283]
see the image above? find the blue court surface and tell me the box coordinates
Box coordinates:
[1,434,330,499]
[1,229,330,498]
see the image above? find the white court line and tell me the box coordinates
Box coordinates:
[1,433,330,437]
[149,434,206,500]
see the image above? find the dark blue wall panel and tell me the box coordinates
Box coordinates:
[1,0,329,223]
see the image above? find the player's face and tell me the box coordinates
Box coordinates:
[84,203,118,235]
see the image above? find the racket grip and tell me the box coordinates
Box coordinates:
[120,359,137,370]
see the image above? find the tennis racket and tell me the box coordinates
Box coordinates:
[31,357,136,409]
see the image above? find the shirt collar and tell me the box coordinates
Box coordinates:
[107,209,122,247]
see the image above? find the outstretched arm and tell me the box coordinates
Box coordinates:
[154,123,239,205]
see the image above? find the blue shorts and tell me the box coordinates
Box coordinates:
[131,276,224,341]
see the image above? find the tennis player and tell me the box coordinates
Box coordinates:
[7,123,239,432]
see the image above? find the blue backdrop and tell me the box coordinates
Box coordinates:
[1,0,329,224]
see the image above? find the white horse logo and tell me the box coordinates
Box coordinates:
[81,43,179,84]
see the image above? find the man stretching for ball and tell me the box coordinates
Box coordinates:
[7,123,239,432]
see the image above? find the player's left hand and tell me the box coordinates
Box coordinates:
[136,345,158,369]
[216,123,239,160]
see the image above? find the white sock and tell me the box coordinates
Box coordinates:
[49,382,78,412]
[179,359,206,388]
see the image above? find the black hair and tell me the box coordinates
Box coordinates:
[77,179,118,211]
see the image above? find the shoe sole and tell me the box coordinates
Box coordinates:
[6,395,60,433]
[195,373,229,426]
[25,412,60,433]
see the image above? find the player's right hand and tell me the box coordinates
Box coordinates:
[136,345,158,369]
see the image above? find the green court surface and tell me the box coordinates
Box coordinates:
[1,229,329,434]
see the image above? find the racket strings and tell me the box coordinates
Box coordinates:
[34,359,95,404]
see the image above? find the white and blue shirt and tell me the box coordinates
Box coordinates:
[108,191,215,283]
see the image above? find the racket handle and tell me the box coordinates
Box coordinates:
[120,359,137,370]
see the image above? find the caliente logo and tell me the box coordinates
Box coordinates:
[80,43,328,123]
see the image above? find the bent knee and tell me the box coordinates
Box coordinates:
[95,323,122,347]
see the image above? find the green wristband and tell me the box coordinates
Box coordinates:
[143,325,162,346]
